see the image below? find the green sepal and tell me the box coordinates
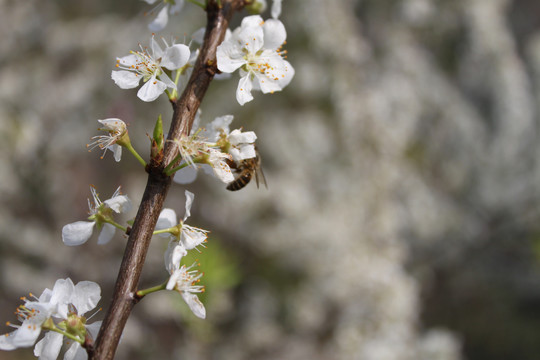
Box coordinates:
[151,114,164,160]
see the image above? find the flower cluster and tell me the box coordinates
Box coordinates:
[0,279,101,360]
[0,1,295,358]
[172,114,258,185]
[157,190,208,318]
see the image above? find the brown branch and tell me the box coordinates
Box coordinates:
[90,1,244,359]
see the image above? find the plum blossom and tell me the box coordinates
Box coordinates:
[173,114,258,185]
[34,280,100,360]
[157,190,209,268]
[217,15,294,105]
[62,186,131,246]
[206,115,257,162]
[143,0,184,32]
[0,299,54,351]
[33,279,101,360]
[166,262,206,319]
[87,118,128,162]
[0,278,101,360]
[172,133,234,184]
[112,36,190,102]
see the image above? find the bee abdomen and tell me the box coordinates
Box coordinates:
[226,171,253,191]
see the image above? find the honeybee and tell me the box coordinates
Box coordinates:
[226,151,267,191]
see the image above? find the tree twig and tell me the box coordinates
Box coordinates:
[90,1,244,359]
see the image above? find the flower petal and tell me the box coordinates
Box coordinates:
[64,342,87,360]
[0,331,19,350]
[85,321,102,339]
[277,59,295,88]
[181,292,206,319]
[169,0,184,14]
[161,44,191,70]
[236,74,254,105]
[164,241,187,274]
[241,15,264,29]
[116,54,139,67]
[137,76,167,102]
[216,41,246,73]
[49,278,75,309]
[184,190,194,221]
[229,129,257,144]
[71,281,101,315]
[151,36,165,59]
[237,22,264,54]
[263,18,286,50]
[148,5,169,32]
[156,208,178,236]
[34,332,63,360]
[111,144,122,162]
[208,115,234,140]
[253,69,282,94]
[271,0,282,19]
[173,165,199,185]
[212,162,234,183]
[104,194,131,213]
[97,118,126,131]
[97,223,116,245]
[181,225,208,250]
[230,144,256,161]
[158,71,177,90]
[111,70,141,89]
[62,221,95,246]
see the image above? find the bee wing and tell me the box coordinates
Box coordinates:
[255,165,268,189]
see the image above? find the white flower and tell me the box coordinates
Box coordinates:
[87,118,127,162]
[157,190,209,269]
[0,278,101,359]
[143,0,184,32]
[0,280,73,351]
[0,301,53,351]
[172,132,234,184]
[62,186,131,246]
[217,15,294,105]
[112,36,190,102]
[33,279,102,360]
[166,263,206,319]
[205,115,257,161]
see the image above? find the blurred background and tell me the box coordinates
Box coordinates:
[2,0,540,359]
